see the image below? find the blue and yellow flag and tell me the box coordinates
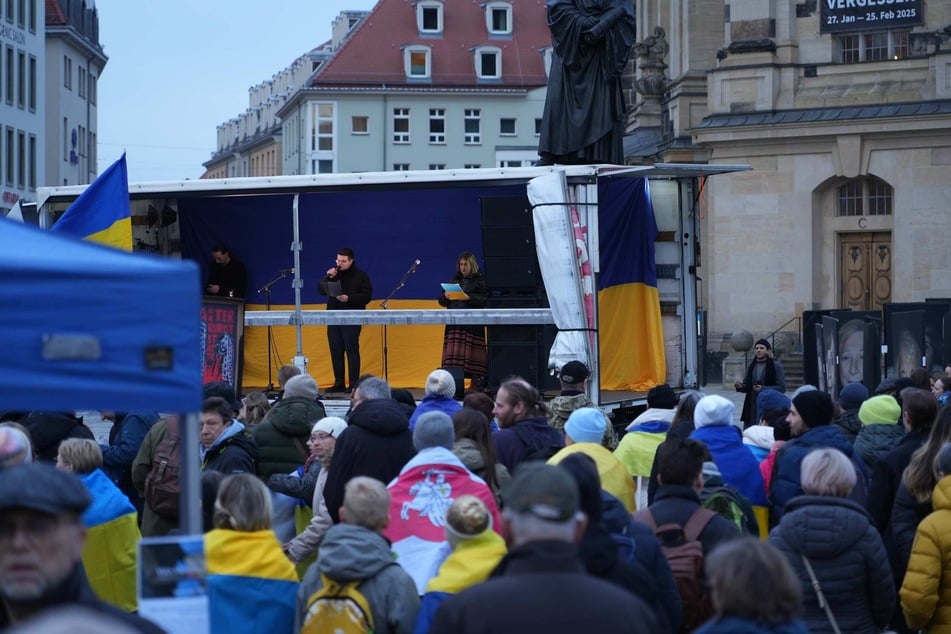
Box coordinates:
[598,177,666,390]
[50,153,132,250]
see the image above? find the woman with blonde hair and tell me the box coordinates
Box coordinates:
[769,448,894,633]
[438,251,488,389]
[205,473,298,634]
[239,391,271,427]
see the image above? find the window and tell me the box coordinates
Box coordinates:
[836,176,892,217]
[464,108,481,144]
[5,46,12,104]
[15,0,22,27]
[88,73,96,105]
[78,124,85,158]
[63,55,72,90]
[393,163,410,171]
[16,130,23,188]
[351,115,369,135]
[404,46,431,79]
[62,117,67,161]
[474,47,502,79]
[416,2,442,34]
[28,133,35,189]
[534,118,542,136]
[308,102,334,173]
[428,108,445,144]
[28,0,34,32]
[464,163,481,169]
[16,50,23,108]
[485,2,512,35]
[4,0,10,23]
[429,163,446,170]
[393,107,410,144]
[78,66,86,99]
[500,160,522,167]
[835,30,909,63]
[5,127,12,185]
[500,117,516,135]
[28,55,34,111]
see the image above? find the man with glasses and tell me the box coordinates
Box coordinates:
[0,462,164,631]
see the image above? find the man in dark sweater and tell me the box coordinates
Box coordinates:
[319,247,373,393]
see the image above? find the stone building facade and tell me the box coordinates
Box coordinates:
[626,0,951,350]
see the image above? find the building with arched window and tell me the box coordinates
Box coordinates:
[625,1,951,350]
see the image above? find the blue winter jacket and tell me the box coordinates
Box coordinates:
[694,615,809,634]
[691,424,767,506]
[408,395,462,430]
[768,424,868,524]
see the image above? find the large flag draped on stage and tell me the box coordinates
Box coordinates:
[50,153,132,251]
[597,177,666,390]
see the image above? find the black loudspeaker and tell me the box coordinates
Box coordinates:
[486,325,559,393]
[481,195,543,295]
[442,366,466,400]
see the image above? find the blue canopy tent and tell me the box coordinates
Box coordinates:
[0,217,202,412]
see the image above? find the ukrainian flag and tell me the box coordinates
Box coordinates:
[598,177,665,390]
[50,153,132,251]
[80,468,140,612]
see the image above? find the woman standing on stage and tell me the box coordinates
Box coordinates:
[438,252,488,389]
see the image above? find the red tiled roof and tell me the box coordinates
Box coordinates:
[45,0,66,25]
[314,0,550,89]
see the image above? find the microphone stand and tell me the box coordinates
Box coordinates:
[380,260,420,381]
[257,269,292,393]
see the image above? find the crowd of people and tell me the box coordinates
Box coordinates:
[4,357,951,634]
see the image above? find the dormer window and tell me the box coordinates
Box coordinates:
[403,45,432,79]
[416,1,443,35]
[485,2,512,35]
[474,46,502,80]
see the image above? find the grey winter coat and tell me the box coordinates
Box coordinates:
[769,495,894,634]
[295,523,419,634]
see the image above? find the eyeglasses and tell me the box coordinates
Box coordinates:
[0,513,72,543]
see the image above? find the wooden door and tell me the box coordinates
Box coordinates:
[840,232,891,311]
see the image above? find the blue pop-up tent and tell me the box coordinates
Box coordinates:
[0,217,202,412]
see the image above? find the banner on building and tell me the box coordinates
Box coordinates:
[820,0,922,33]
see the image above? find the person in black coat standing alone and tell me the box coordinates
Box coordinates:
[319,247,373,393]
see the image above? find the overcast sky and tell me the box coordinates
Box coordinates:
[93,0,379,182]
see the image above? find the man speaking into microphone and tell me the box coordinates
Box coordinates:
[319,247,373,393]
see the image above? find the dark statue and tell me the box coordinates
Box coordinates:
[537,0,636,166]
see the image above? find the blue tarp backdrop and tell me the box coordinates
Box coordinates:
[0,218,202,412]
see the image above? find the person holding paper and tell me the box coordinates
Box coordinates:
[319,247,373,393]
[438,252,488,389]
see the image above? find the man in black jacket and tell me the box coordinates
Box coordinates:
[430,463,658,634]
[0,463,164,632]
[323,377,414,523]
[319,247,373,393]
[199,397,258,474]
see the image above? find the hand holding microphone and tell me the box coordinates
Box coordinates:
[326,264,339,278]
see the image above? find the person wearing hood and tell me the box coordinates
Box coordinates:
[18,411,94,463]
[769,448,894,633]
[768,390,868,525]
[384,412,501,595]
[854,394,906,473]
[323,377,416,524]
[413,495,507,634]
[558,452,678,633]
[690,395,767,508]
[735,338,786,428]
[200,396,259,475]
[253,373,326,479]
[548,408,636,512]
[408,370,463,431]
[296,476,419,634]
[833,382,868,443]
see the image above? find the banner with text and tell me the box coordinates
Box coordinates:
[820,0,922,33]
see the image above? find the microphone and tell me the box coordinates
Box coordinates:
[411,259,421,272]
[281,268,295,274]
[334,264,341,271]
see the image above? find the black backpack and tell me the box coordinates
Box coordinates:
[512,423,563,462]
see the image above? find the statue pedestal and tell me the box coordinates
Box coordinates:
[632,98,663,129]
[722,355,747,390]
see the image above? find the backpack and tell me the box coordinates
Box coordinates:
[300,573,374,634]
[633,507,716,633]
[701,485,753,534]
[144,417,181,518]
[512,423,562,462]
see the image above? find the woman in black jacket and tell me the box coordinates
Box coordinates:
[769,448,894,633]
[438,252,488,388]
